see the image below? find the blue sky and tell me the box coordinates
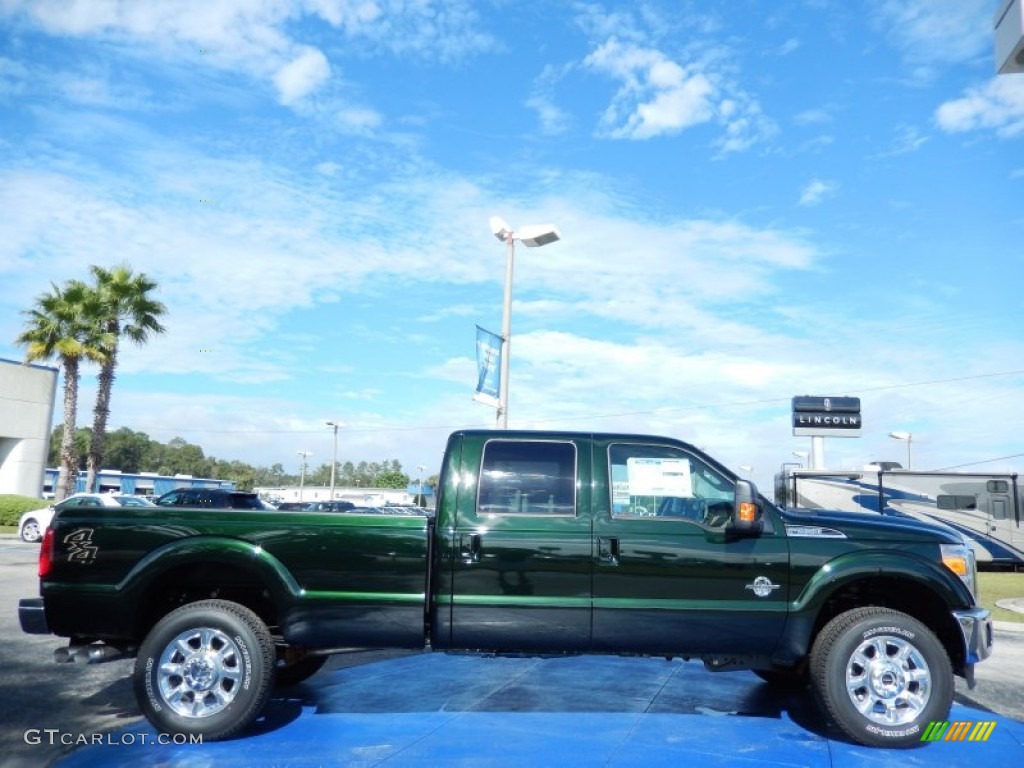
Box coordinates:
[1,0,1022,489]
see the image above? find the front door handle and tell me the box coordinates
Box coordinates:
[460,533,481,563]
[597,536,619,566]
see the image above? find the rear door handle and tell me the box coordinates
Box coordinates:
[460,533,481,563]
[597,536,619,566]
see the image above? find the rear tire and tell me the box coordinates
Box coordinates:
[21,519,42,543]
[810,607,952,748]
[133,599,275,741]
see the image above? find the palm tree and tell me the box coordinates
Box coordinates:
[85,264,167,493]
[16,281,113,501]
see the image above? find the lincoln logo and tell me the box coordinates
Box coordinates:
[794,414,861,427]
[824,398,831,411]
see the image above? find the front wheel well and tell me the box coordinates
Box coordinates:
[810,576,965,674]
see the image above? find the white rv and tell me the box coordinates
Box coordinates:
[774,466,1023,568]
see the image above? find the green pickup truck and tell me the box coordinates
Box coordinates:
[20,430,992,748]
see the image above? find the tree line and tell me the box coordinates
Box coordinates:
[47,426,419,492]
[16,264,165,501]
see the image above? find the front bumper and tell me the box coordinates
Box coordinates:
[19,598,49,635]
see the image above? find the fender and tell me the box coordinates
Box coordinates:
[776,550,972,663]
[117,534,303,607]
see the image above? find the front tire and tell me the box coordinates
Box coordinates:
[133,599,275,741]
[810,607,952,748]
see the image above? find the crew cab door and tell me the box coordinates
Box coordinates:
[444,436,593,653]
[591,439,790,656]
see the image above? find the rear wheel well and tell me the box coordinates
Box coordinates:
[136,562,279,641]
[811,576,965,673]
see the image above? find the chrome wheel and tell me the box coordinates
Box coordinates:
[845,634,930,725]
[157,627,243,718]
[21,520,41,543]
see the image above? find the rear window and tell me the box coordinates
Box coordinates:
[115,496,152,507]
[229,493,265,509]
[477,440,576,516]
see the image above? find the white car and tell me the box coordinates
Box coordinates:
[18,492,155,543]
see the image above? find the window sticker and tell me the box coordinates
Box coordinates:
[626,457,693,497]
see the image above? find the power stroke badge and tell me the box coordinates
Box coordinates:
[745,576,781,598]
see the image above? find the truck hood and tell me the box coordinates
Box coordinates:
[779,506,965,545]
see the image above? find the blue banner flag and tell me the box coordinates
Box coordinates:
[474,326,502,409]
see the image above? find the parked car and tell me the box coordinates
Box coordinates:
[300,500,356,512]
[154,488,271,510]
[18,493,155,543]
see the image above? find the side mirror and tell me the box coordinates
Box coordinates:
[732,480,764,536]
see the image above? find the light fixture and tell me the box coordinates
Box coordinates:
[326,421,342,502]
[488,215,561,429]
[297,450,312,502]
[888,431,913,469]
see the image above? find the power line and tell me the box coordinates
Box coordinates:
[931,454,1024,471]
[128,367,1024,436]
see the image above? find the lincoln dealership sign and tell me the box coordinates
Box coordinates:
[792,396,862,437]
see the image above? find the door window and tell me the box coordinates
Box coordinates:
[608,443,734,527]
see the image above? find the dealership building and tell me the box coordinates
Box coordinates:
[0,358,58,497]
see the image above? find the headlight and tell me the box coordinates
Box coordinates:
[940,542,977,600]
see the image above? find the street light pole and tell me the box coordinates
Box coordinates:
[489,216,561,430]
[888,431,913,469]
[417,464,426,507]
[498,231,515,429]
[326,421,340,502]
[297,450,311,502]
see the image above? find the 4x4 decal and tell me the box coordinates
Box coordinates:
[64,528,98,564]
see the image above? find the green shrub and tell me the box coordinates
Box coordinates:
[0,495,51,527]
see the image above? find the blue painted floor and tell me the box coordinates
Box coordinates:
[59,653,1024,767]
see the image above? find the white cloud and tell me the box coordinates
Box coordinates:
[273,46,331,105]
[777,38,800,56]
[5,0,293,56]
[335,106,383,133]
[526,64,573,136]
[0,56,28,96]
[882,124,928,155]
[303,0,493,61]
[874,0,993,67]
[935,77,1024,138]
[582,37,775,150]
[302,0,381,29]
[315,161,342,176]
[794,107,835,126]
[1,0,493,108]
[585,38,715,140]
[798,179,837,207]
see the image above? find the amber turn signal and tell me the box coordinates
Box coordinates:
[738,502,757,523]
